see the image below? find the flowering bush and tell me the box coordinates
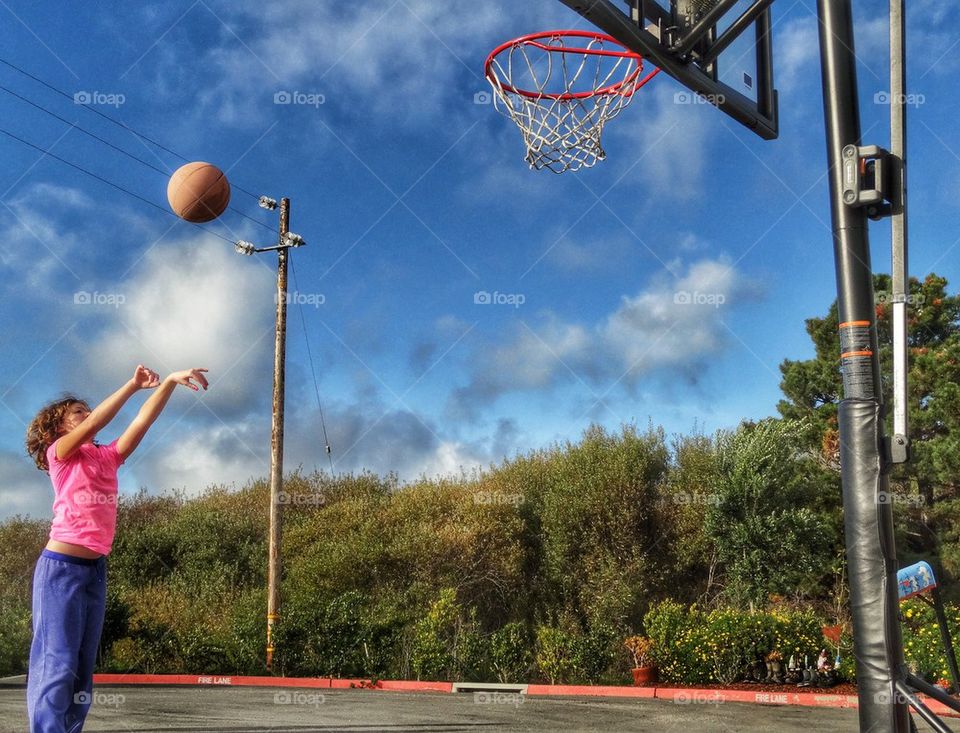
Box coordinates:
[900,598,960,683]
[644,601,824,684]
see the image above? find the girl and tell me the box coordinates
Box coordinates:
[24,364,209,733]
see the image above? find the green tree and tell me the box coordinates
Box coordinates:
[778,274,960,491]
[532,424,669,628]
[705,419,835,608]
[777,273,960,566]
[656,430,721,602]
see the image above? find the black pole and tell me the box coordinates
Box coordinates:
[895,680,953,733]
[905,672,960,716]
[931,588,960,695]
[817,0,909,730]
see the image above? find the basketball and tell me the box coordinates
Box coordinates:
[167,162,231,222]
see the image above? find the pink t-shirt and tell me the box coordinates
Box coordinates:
[46,438,125,555]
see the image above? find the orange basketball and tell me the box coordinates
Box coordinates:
[167,162,231,223]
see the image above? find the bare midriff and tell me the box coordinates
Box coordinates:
[45,539,103,559]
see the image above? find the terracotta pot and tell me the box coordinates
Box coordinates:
[632,666,656,685]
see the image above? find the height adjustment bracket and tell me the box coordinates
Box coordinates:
[841,144,893,219]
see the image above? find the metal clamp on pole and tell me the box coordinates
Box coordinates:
[841,144,893,219]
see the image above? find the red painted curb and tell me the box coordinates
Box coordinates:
[526,684,656,698]
[376,680,453,693]
[90,675,960,717]
[654,687,858,709]
[92,674,451,693]
[94,674,334,688]
[651,687,960,718]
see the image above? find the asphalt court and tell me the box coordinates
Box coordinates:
[1,685,948,732]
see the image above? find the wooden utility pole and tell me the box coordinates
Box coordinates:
[266,197,290,671]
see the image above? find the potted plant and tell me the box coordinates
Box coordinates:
[624,636,655,685]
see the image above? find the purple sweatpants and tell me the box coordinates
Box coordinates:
[26,549,107,733]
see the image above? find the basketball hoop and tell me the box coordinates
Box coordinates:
[484,31,660,174]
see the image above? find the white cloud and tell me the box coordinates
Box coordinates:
[608,82,713,201]
[602,257,738,369]
[137,0,575,130]
[85,234,276,417]
[0,184,93,291]
[112,386,527,504]
[124,419,270,497]
[0,450,54,522]
[776,16,820,95]
[449,256,759,416]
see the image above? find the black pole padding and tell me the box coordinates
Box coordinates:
[896,680,955,733]
[905,673,960,715]
[840,399,911,732]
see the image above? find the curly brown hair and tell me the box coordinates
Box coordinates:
[25,395,89,471]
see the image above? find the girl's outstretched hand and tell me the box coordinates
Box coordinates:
[167,368,209,392]
[132,364,161,389]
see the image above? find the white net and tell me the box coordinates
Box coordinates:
[486,33,652,174]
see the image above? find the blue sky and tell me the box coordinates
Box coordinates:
[1,0,958,520]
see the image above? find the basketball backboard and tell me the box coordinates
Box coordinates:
[554,0,778,139]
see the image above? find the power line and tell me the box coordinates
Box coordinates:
[1,83,169,177]
[0,82,274,234]
[0,55,265,202]
[0,124,236,245]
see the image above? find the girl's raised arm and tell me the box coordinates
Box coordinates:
[117,368,208,460]
[56,365,160,461]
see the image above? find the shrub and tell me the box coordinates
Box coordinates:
[900,598,960,683]
[410,588,485,681]
[532,621,625,685]
[0,598,31,677]
[489,622,533,682]
[644,601,824,684]
[535,625,578,684]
